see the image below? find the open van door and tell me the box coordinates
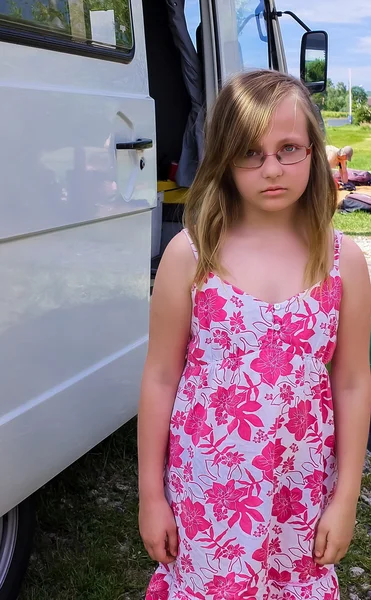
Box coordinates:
[212,0,286,81]
[0,1,156,596]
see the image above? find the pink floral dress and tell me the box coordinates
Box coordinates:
[146,229,343,600]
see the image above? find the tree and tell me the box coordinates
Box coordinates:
[312,78,333,111]
[8,0,132,49]
[351,86,368,109]
[336,81,347,95]
[305,58,326,84]
[354,105,371,125]
[325,80,347,112]
[312,92,326,108]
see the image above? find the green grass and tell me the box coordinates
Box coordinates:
[322,111,348,119]
[328,123,371,236]
[18,419,371,600]
[333,211,371,236]
[326,125,371,170]
[19,420,155,600]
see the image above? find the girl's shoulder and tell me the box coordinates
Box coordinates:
[155,230,197,291]
[165,229,198,265]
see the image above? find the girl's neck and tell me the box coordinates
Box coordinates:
[239,204,302,235]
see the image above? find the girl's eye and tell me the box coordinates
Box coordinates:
[282,145,299,153]
[246,150,258,157]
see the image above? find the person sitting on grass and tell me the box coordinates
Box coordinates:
[326,144,353,186]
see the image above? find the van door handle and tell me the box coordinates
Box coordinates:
[116,138,153,150]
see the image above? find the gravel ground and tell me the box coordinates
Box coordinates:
[354,236,371,277]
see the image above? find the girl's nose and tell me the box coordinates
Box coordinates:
[260,154,284,179]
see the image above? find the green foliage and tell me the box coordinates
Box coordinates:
[326,81,348,112]
[6,0,22,19]
[305,58,326,83]
[86,0,132,48]
[2,0,132,48]
[352,86,368,109]
[315,80,368,114]
[31,0,69,32]
[354,105,371,125]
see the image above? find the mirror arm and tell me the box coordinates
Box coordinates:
[273,10,311,33]
[238,13,256,35]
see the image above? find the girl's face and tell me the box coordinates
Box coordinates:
[231,96,312,216]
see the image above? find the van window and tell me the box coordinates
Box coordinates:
[234,0,268,70]
[0,0,133,51]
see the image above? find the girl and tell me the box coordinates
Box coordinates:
[138,70,371,600]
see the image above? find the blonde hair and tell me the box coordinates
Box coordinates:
[184,69,338,288]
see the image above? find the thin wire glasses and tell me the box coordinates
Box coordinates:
[233,144,313,170]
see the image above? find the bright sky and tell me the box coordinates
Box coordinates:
[279,0,371,92]
[184,0,371,93]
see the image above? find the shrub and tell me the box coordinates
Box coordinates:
[354,105,371,125]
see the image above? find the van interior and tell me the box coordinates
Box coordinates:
[141,0,204,272]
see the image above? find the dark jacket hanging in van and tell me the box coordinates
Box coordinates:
[166,0,205,188]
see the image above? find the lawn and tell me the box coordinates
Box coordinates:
[19,420,371,600]
[19,420,153,600]
[326,125,371,171]
[333,211,371,236]
[326,123,371,235]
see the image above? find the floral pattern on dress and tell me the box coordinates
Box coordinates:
[146,230,343,600]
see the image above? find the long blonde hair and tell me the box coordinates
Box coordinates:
[184,69,338,288]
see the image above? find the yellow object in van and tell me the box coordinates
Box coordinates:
[157,180,187,204]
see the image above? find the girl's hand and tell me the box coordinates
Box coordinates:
[314,497,357,565]
[139,496,178,564]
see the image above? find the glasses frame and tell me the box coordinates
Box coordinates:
[233,144,313,170]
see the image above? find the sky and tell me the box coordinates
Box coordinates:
[279,0,371,92]
[184,0,371,93]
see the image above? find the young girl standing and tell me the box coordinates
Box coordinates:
[138,70,371,600]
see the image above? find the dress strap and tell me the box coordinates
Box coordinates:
[333,229,343,273]
[183,228,199,260]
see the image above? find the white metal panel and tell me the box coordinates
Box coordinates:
[0,0,156,239]
[0,0,156,515]
[0,0,148,95]
[0,213,151,517]
[0,87,156,238]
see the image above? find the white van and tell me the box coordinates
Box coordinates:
[0,1,327,597]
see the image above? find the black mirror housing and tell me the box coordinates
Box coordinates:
[300,31,328,94]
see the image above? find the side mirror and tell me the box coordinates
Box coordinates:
[300,31,328,94]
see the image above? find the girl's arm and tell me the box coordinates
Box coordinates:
[315,235,371,565]
[137,232,195,563]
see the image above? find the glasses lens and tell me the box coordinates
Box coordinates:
[234,153,263,169]
[277,146,306,165]
[234,146,308,169]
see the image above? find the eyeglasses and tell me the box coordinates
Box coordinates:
[233,144,313,170]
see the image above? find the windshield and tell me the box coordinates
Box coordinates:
[235,0,269,69]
